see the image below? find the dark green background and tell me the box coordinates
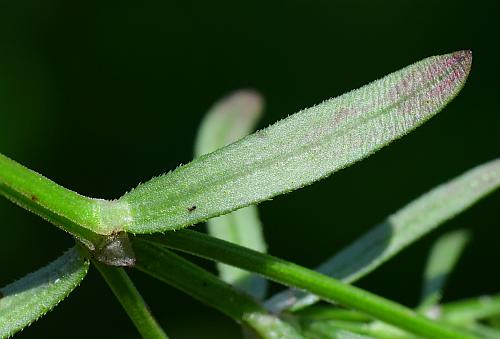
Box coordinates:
[1,1,499,338]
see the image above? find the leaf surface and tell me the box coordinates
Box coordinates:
[0,247,89,337]
[120,51,472,234]
[420,229,470,308]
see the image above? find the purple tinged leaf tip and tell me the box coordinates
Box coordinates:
[443,50,472,84]
[428,50,472,105]
[451,50,472,69]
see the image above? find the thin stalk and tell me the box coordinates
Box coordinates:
[133,240,304,339]
[0,182,104,249]
[0,153,131,238]
[93,261,169,339]
[142,231,476,339]
[294,307,372,322]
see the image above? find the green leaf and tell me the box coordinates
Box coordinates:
[120,51,472,234]
[295,308,408,338]
[194,89,268,299]
[133,239,303,339]
[463,323,500,339]
[266,158,500,312]
[301,320,375,339]
[0,247,89,337]
[207,208,267,299]
[436,296,500,339]
[420,229,470,309]
[439,294,500,324]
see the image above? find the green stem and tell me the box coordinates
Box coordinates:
[133,240,304,339]
[0,153,130,238]
[0,181,102,248]
[143,230,476,339]
[294,306,372,322]
[93,261,169,339]
[0,153,137,266]
[0,165,134,266]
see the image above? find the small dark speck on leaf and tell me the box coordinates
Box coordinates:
[31,195,38,201]
[187,205,197,212]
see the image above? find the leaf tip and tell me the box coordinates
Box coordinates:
[451,49,472,73]
[219,89,264,119]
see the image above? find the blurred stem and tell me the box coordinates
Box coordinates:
[439,294,500,324]
[93,261,169,339]
[142,230,475,339]
[133,240,304,339]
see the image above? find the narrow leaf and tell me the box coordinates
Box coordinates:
[435,295,500,339]
[194,89,268,299]
[301,320,375,339]
[207,209,267,299]
[463,323,500,339]
[265,158,500,312]
[420,229,470,308]
[133,239,303,339]
[0,247,89,337]
[120,51,472,234]
[439,294,500,324]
